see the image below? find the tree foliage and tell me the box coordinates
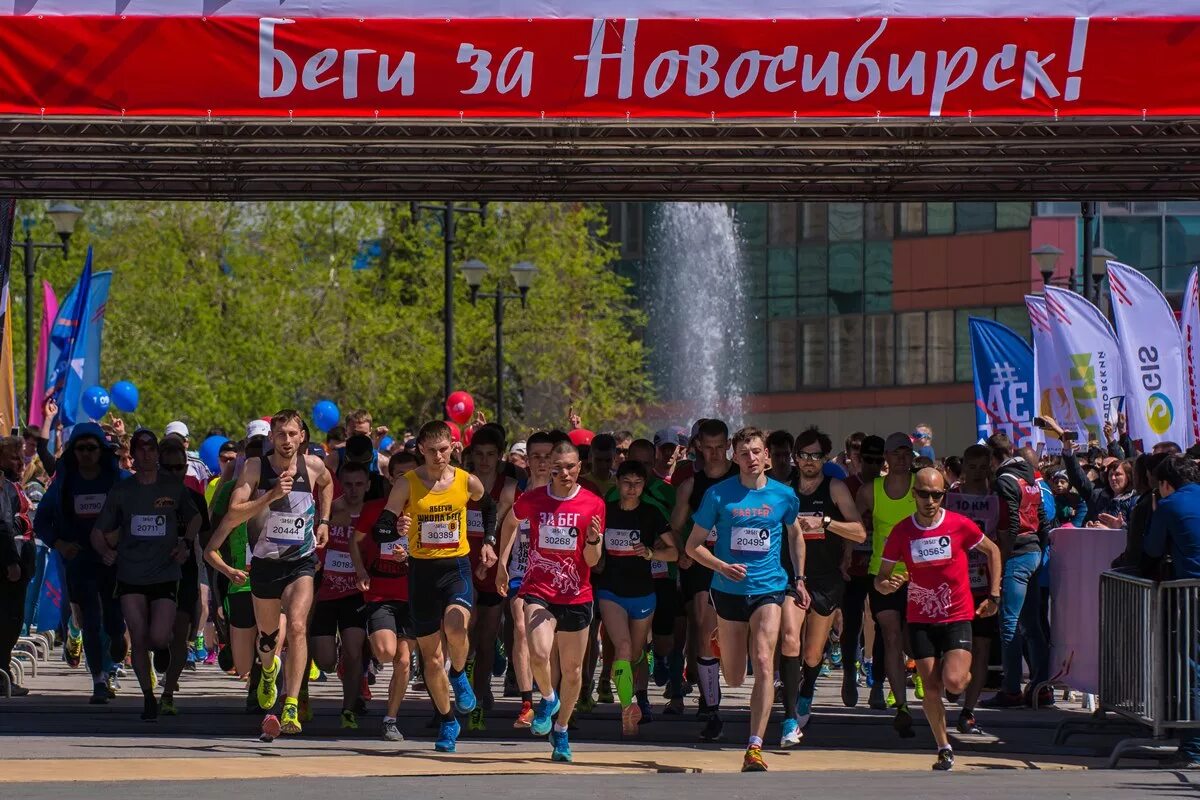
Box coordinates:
[12,200,651,437]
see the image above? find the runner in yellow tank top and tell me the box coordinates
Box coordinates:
[855,431,918,739]
[370,420,490,755]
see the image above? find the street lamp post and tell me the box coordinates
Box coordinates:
[18,202,82,416]
[1090,246,1116,305]
[1031,244,1064,292]
[1080,201,1096,295]
[460,259,536,430]
[410,201,487,408]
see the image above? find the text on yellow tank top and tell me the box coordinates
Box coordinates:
[870,475,916,577]
[405,467,471,559]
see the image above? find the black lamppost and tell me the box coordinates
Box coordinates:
[460,259,536,430]
[18,202,82,414]
[1031,244,1064,292]
[1090,247,1115,306]
[410,202,487,407]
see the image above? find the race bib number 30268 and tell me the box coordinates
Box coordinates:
[538,524,577,552]
[911,535,952,563]
[731,526,771,554]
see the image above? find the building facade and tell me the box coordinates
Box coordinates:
[605,200,1200,452]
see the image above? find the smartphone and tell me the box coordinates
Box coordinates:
[1061,431,1079,442]
[1033,417,1049,429]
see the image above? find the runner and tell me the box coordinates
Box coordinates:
[373,420,490,753]
[464,425,518,731]
[206,409,334,737]
[164,421,212,484]
[499,439,605,762]
[840,433,883,707]
[312,460,370,730]
[943,444,1001,735]
[779,427,865,746]
[91,428,201,721]
[578,432,617,712]
[766,430,795,484]
[651,426,688,484]
[857,431,918,735]
[875,467,1001,771]
[594,459,677,735]
[34,422,128,703]
[350,455,417,743]
[685,426,806,772]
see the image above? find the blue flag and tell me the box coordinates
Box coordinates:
[45,248,93,425]
[969,317,1037,448]
[80,271,112,401]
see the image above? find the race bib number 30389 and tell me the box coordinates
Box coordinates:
[419,519,459,548]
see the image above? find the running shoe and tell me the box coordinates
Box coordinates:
[90,682,109,705]
[699,714,724,743]
[638,697,653,724]
[795,696,813,729]
[468,707,487,732]
[819,661,832,678]
[913,674,925,700]
[956,713,984,735]
[664,697,685,715]
[575,688,596,714]
[341,709,358,730]
[597,681,614,705]
[779,717,802,748]
[503,670,520,698]
[194,637,208,663]
[65,631,83,669]
[550,729,572,762]
[893,705,916,739]
[1025,686,1056,708]
[450,669,477,714]
[382,719,404,742]
[261,714,281,742]
[531,695,560,736]
[160,695,178,716]
[106,674,119,699]
[868,684,887,710]
[741,746,767,772]
[435,716,461,752]
[514,701,534,729]
[141,696,159,722]
[980,691,1024,709]
[360,675,373,703]
[932,747,954,771]
[830,641,843,668]
[861,659,874,687]
[621,703,642,736]
[257,655,280,711]
[299,693,313,723]
[841,673,859,708]
[308,661,321,681]
[653,653,669,687]
[280,702,302,735]
[204,649,218,666]
[492,641,508,678]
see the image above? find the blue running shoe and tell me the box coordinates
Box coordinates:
[550,729,572,762]
[435,716,461,752]
[531,695,561,736]
[780,717,802,748]
[450,670,477,714]
[796,696,813,729]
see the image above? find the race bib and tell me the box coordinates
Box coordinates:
[466,509,484,536]
[538,524,577,552]
[513,528,530,572]
[380,539,405,557]
[911,534,952,564]
[132,514,167,539]
[650,559,669,578]
[324,549,355,574]
[799,512,825,541]
[731,526,771,554]
[266,511,307,544]
[74,493,106,517]
[968,551,989,589]
[605,528,641,557]
[419,519,459,548]
[704,527,718,546]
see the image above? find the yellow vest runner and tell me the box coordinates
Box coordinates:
[405,467,471,559]
[869,475,916,577]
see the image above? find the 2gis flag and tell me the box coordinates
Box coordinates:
[1042,286,1124,448]
[1107,261,1192,448]
[968,317,1036,448]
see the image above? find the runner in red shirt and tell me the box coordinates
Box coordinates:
[350,455,417,745]
[876,467,1001,773]
[502,439,605,764]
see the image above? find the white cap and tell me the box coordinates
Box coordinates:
[509,440,527,456]
[164,421,189,439]
[246,419,271,440]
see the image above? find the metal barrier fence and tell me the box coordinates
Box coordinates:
[1098,570,1200,765]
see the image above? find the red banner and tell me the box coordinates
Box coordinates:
[0,16,1197,119]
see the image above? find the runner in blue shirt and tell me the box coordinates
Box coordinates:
[686,426,808,774]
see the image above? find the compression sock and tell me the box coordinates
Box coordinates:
[698,656,722,709]
[613,659,634,708]
[668,650,685,698]
[800,661,822,701]
[780,655,803,717]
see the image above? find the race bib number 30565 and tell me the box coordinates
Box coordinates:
[731,526,771,554]
[911,535,952,563]
[538,524,577,552]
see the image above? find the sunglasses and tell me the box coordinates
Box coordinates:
[615,447,629,456]
[74,444,100,454]
[161,463,188,473]
[794,452,826,462]
[914,489,946,501]
[862,456,884,465]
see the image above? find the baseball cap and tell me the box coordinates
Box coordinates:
[654,426,688,448]
[246,419,271,440]
[884,431,913,453]
[165,421,189,439]
[509,440,527,457]
[860,435,885,457]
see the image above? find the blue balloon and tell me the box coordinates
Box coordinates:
[109,380,140,413]
[312,400,340,433]
[198,435,229,474]
[378,435,395,452]
[80,386,111,421]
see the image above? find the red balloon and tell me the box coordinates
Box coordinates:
[445,421,462,443]
[445,391,475,425]
[568,428,595,447]
[462,426,475,448]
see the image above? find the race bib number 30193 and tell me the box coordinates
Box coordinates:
[731,526,771,554]
[911,535,952,563]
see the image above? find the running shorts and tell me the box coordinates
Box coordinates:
[868,582,908,618]
[115,580,178,604]
[311,593,366,636]
[408,556,474,638]
[679,563,713,603]
[652,580,683,636]
[908,621,973,660]
[475,590,505,609]
[802,574,845,618]
[971,610,1000,640]
[708,588,784,623]
[250,555,318,601]
[596,589,656,621]
[523,595,593,633]
[225,591,255,629]
[365,600,416,640]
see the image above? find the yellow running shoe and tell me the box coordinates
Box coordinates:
[468,707,486,731]
[742,746,768,772]
[280,702,302,735]
[913,674,926,700]
[340,709,358,730]
[160,695,178,716]
[308,661,321,681]
[257,655,281,711]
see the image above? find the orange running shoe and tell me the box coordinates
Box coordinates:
[514,701,534,729]
[742,746,767,772]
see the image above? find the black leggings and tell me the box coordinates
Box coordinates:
[840,575,872,680]
[0,574,31,683]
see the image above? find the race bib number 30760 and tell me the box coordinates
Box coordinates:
[911,535,952,563]
[731,526,771,554]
